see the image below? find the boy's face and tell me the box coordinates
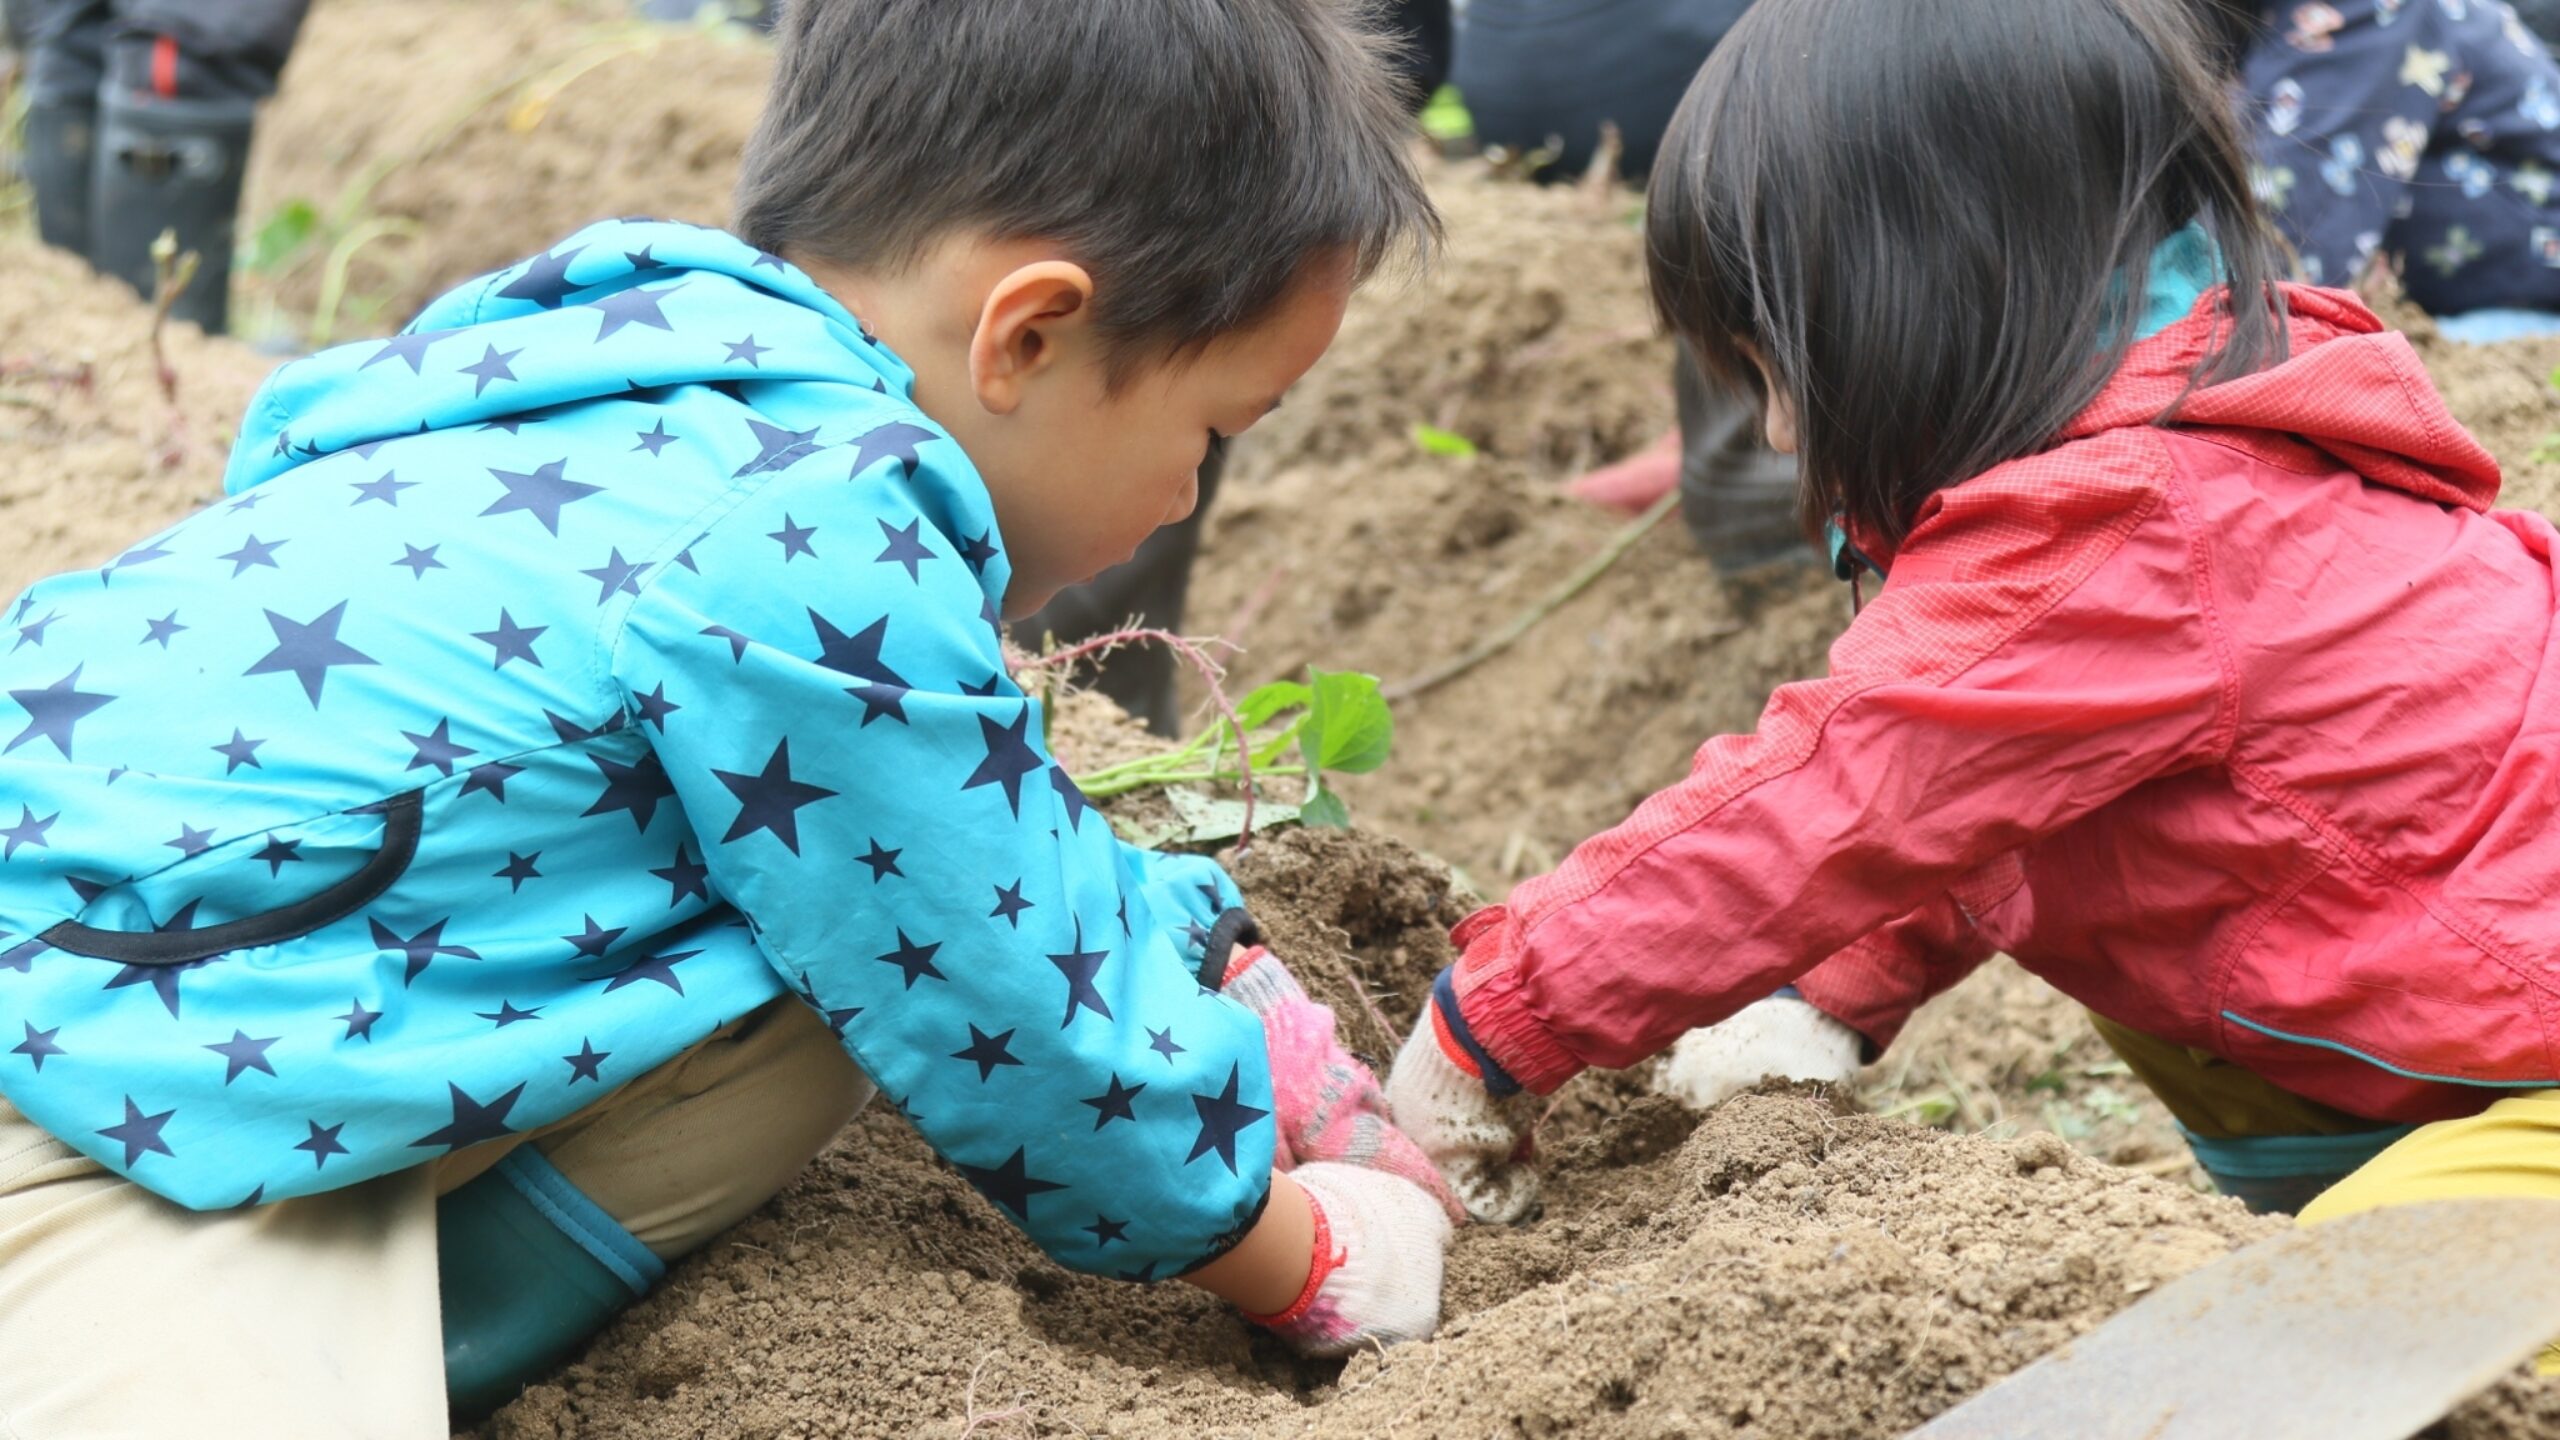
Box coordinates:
[805,237,1354,624]
[962,259,1352,620]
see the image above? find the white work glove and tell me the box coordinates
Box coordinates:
[1246,1163,1451,1357]
[1653,992,1864,1111]
[1385,993,1542,1224]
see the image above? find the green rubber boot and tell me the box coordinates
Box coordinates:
[439,1147,665,1422]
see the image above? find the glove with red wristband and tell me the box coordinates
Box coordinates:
[1217,944,1459,1356]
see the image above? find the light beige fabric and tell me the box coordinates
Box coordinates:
[0,996,869,1439]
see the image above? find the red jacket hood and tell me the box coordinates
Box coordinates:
[2064,283,2502,514]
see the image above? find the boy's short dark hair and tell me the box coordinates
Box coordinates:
[736,0,1438,386]
[1647,0,2288,548]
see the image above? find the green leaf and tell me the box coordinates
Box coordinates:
[1235,680,1311,731]
[1161,786,1303,847]
[1248,729,1305,769]
[242,199,320,276]
[1110,812,1184,849]
[1303,668,1395,775]
[1113,786,1313,852]
[2082,1084,2145,1126]
[1411,423,1479,459]
[1300,786,1351,829]
[1419,84,1475,144]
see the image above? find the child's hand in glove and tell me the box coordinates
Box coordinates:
[1220,946,1464,1220]
[1385,969,1543,1224]
[1654,990,1864,1110]
[1243,1163,1451,1357]
[1208,945,1460,1356]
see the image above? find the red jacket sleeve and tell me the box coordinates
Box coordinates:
[1792,896,1997,1055]
[1450,433,2236,1092]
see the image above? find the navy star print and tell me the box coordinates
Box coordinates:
[0,217,1271,1280]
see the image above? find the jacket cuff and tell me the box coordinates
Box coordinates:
[1445,940,1585,1096]
[1788,948,1907,1060]
[1195,907,1263,988]
[1169,1181,1273,1281]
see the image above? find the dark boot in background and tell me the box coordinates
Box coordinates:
[1020,449,1227,737]
[87,90,252,332]
[1672,343,1813,573]
[21,96,96,257]
[12,0,107,258]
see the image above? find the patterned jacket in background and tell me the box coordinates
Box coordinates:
[0,219,1275,1279]
[2245,0,2560,313]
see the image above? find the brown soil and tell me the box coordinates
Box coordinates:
[1191,166,1846,900]
[239,0,772,340]
[6,12,2560,1429]
[0,239,273,598]
[481,824,2285,1440]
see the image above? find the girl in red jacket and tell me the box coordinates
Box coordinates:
[1389,0,2560,1229]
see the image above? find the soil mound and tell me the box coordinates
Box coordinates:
[7,25,2560,1430]
[481,826,2282,1440]
[242,0,772,337]
[0,237,274,599]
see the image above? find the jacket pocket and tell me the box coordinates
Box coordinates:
[40,791,422,967]
[2215,865,2559,1091]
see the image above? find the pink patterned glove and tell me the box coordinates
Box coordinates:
[1221,947,1465,1223]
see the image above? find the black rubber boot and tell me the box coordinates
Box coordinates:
[22,97,97,260]
[88,91,254,334]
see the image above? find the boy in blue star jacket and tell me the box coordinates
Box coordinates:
[0,3,1454,1432]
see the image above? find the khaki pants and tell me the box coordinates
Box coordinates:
[0,996,871,1440]
[2086,1013,2390,1143]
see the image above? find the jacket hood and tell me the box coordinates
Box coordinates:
[225,219,910,491]
[2064,282,2502,514]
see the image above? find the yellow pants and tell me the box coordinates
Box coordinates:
[2092,1015,2560,1371]
[2294,1090,2560,1219]
[2298,1094,2560,1375]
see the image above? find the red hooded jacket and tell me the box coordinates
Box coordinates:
[1450,285,2560,1125]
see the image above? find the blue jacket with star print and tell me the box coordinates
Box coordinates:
[0,219,1275,1279]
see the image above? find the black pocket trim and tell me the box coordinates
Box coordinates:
[40,791,424,967]
[1196,907,1264,989]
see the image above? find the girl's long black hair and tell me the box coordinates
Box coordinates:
[1647,0,2289,548]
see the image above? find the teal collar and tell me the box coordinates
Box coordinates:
[1825,223,2222,599]
[2129,221,2222,343]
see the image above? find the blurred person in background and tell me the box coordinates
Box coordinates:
[1456,1,1806,573]
[9,0,308,335]
[1019,0,1455,734]
[2205,0,2560,343]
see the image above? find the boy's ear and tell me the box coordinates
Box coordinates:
[968,261,1097,416]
